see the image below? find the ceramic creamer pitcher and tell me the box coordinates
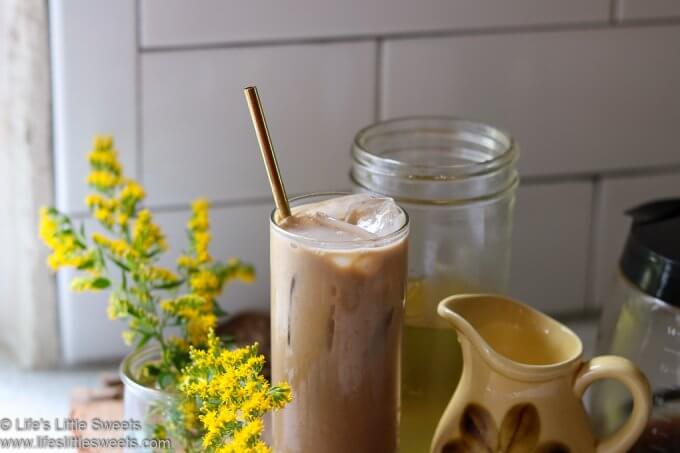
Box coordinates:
[431,294,651,453]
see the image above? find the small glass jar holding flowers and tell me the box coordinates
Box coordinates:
[39,136,292,452]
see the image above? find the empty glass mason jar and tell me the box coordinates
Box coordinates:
[351,116,519,452]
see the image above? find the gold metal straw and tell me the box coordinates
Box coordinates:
[244,86,291,220]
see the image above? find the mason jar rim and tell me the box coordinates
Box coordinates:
[352,116,518,180]
[269,192,410,250]
[120,344,172,401]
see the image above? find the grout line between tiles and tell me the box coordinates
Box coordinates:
[584,176,604,310]
[520,163,680,185]
[139,18,680,54]
[65,189,353,219]
[65,162,680,215]
[615,16,680,27]
[609,0,620,25]
[134,0,144,185]
[64,163,680,217]
[373,38,383,122]
[45,5,57,207]
[45,1,63,363]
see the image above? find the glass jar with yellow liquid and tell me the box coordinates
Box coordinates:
[351,117,519,452]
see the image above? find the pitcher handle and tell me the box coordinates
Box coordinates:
[573,355,651,453]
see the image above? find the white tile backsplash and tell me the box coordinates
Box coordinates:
[58,267,129,364]
[141,42,374,206]
[140,0,609,48]
[616,0,680,21]
[591,172,680,308]
[49,0,138,214]
[509,181,593,314]
[382,26,680,177]
[50,1,680,363]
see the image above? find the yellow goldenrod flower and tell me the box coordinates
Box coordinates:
[93,207,115,228]
[118,179,145,202]
[85,194,107,209]
[87,170,120,191]
[194,231,212,263]
[121,330,135,346]
[180,331,292,451]
[189,269,220,299]
[231,419,264,450]
[186,313,216,345]
[93,135,113,151]
[88,149,122,173]
[178,398,200,432]
[107,293,130,320]
[38,207,60,248]
[190,198,210,225]
[147,266,180,284]
[237,263,256,284]
[160,294,206,318]
[168,336,189,351]
[117,213,129,227]
[133,209,167,253]
[177,254,199,270]
[93,233,138,260]
[39,207,98,272]
[88,136,122,180]
[184,198,213,264]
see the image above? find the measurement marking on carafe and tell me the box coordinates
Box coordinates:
[662,347,680,357]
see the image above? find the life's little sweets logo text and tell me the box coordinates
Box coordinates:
[0,417,169,450]
[0,417,142,432]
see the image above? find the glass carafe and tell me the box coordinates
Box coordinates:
[592,199,680,452]
[351,117,519,452]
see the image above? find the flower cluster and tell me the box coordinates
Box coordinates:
[39,207,97,274]
[38,135,289,452]
[180,332,292,452]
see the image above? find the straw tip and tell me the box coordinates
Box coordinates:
[244,86,257,93]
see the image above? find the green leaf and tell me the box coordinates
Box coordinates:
[91,277,111,289]
[171,349,191,372]
[70,276,110,291]
[158,371,175,389]
[143,364,161,377]
[111,257,130,271]
[136,332,153,349]
[213,303,227,317]
[153,279,184,290]
[147,248,163,259]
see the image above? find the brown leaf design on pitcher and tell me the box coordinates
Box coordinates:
[441,403,571,453]
[498,403,540,453]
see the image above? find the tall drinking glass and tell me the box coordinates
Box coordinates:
[270,193,409,452]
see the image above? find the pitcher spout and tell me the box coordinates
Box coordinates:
[437,294,583,381]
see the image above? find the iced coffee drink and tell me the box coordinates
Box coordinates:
[270,193,409,453]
